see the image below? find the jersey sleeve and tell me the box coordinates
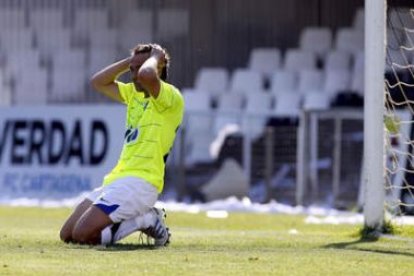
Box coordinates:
[152,81,183,113]
[116,81,135,105]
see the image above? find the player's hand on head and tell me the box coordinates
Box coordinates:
[150,44,166,63]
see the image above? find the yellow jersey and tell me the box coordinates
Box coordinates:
[103,80,184,193]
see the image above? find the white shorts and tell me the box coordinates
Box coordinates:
[86,177,158,223]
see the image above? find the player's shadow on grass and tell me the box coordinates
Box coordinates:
[97,243,161,251]
[323,237,414,258]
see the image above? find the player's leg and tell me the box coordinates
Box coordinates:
[97,177,169,245]
[109,207,170,246]
[59,198,93,243]
[139,207,171,246]
[59,187,104,243]
[72,177,159,245]
[71,204,113,244]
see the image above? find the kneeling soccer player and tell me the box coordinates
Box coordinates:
[59,43,184,246]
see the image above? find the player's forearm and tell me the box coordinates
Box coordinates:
[137,56,159,82]
[91,57,131,89]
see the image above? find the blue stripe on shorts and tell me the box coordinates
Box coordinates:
[95,203,120,215]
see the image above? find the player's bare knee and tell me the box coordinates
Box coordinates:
[71,229,86,243]
[59,228,72,243]
[71,227,97,244]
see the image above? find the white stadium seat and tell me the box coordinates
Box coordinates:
[284,49,317,72]
[324,69,351,95]
[0,29,33,51]
[118,29,153,53]
[29,9,65,31]
[214,93,244,135]
[248,48,281,79]
[53,49,87,71]
[6,50,42,78]
[119,10,153,31]
[50,69,86,102]
[14,68,48,105]
[229,69,263,95]
[87,49,118,77]
[273,93,301,117]
[299,27,332,58]
[0,69,12,106]
[298,69,324,95]
[243,92,273,138]
[158,9,189,38]
[183,91,215,165]
[335,28,364,55]
[351,52,364,94]
[269,70,298,95]
[353,8,365,31]
[73,8,110,44]
[324,50,352,71]
[88,29,118,50]
[184,91,212,112]
[303,92,330,110]
[194,67,229,97]
[0,9,26,29]
[36,29,72,59]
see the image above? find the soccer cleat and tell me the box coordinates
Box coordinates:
[141,208,171,246]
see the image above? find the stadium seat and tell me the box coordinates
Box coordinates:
[283,49,317,72]
[323,69,351,98]
[0,8,26,29]
[88,29,118,50]
[214,93,244,135]
[324,50,352,71]
[117,10,153,51]
[29,9,65,31]
[303,92,330,110]
[50,69,87,102]
[353,51,364,72]
[352,7,364,31]
[158,9,189,38]
[118,10,153,32]
[269,70,298,95]
[118,29,153,53]
[299,27,332,58]
[6,50,42,78]
[53,49,87,71]
[229,69,263,95]
[194,67,229,98]
[35,29,72,61]
[0,69,12,106]
[243,92,273,138]
[183,92,215,165]
[297,69,324,95]
[183,90,213,135]
[0,29,34,51]
[14,68,48,105]
[272,93,301,116]
[247,48,281,79]
[184,90,212,112]
[334,28,364,55]
[87,49,118,77]
[351,70,364,96]
[73,8,110,45]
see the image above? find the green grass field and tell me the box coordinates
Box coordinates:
[1,206,414,275]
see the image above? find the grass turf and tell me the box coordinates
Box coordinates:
[1,206,414,275]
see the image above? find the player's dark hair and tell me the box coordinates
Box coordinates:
[131,43,170,81]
